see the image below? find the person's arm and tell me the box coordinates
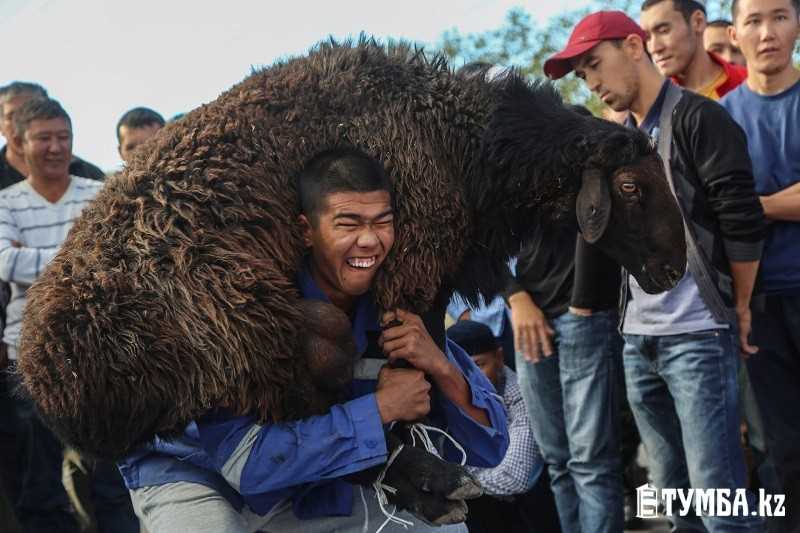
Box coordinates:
[194,364,434,496]
[682,100,765,354]
[761,182,800,221]
[507,291,554,363]
[196,395,389,497]
[0,205,59,284]
[468,381,543,496]
[435,339,510,467]
[730,260,760,357]
[504,248,554,362]
[380,309,490,427]
[379,309,509,467]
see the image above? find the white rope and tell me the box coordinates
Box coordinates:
[369,423,469,532]
[359,486,370,533]
[372,443,414,533]
[407,423,468,466]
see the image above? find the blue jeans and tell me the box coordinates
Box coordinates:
[623,330,762,532]
[516,309,624,533]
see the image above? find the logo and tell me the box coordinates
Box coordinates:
[636,483,660,519]
[635,484,786,519]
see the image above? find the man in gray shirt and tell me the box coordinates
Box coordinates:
[545,10,765,532]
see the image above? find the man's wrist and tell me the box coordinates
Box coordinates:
[427,350,453,381]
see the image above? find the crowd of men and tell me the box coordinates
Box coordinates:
[0,0,797,531]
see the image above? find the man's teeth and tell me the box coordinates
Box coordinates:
[347,257,376,268]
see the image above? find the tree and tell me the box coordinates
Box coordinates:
[438,0,763,114]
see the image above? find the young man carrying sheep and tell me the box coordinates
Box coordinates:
[545,11,765,532]
[120,147,509,532]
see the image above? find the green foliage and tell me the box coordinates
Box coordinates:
[438,0,748,114]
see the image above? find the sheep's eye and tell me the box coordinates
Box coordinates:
[620,183,638,194]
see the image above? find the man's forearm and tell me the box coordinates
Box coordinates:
[730,260,760,310]
[761,192,800,221]
[431,360,490,427]
[773,182,800,197]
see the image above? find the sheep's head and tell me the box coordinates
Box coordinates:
[457,75,685,302]
[576,131,686,293]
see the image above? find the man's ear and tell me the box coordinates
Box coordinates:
[299,214,313,248]
[728,24,740,48]
[690,9,707,35]
[11,132,24,153]
[626,34,647,61]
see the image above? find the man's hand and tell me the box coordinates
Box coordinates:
[379,309,449,377]
[375,367,431,423]
[508,291,554,363]
[736,305,758,359]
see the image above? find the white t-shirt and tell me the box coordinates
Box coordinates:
[0,176,102,357]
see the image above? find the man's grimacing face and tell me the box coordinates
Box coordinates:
[301,190,395,305]
[572,40,641,112]
[731,0,800,76]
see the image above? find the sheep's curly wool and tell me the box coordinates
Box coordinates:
[17,38,658,460]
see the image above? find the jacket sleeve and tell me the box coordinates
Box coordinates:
[0,202,59,284]
[434,339,510,468]
[678,98,765,261]
[194,394,388,497]
[467,380,543,496]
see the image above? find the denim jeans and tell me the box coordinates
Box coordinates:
[516,309,624,533]
[623,330,762,532]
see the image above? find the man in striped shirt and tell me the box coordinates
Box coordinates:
[0,98,137,533]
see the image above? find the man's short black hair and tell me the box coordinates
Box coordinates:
[641,0,706,23]
[732,0,800,20]
[13,98,71,140]
[116,107,166,143]
[0,81,48,120]
[297,147,392,224]
[707,18,733,28]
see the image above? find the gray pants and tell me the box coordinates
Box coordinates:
[131,481,467,533]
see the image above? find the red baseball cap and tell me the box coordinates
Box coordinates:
[544,11,647,80]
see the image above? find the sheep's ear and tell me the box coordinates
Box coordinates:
[576,168,611,244]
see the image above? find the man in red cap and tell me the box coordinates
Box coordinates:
[544,11,765,532]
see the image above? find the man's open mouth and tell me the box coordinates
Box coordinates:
[346,256,377,269]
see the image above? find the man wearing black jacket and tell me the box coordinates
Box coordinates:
[545,11,765,532]
[506,221,623,533]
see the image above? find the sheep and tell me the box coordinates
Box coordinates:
[17,37,686,524]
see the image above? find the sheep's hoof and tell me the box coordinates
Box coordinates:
[430,499,469,525]
[446,471,482,500]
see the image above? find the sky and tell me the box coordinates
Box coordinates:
[0,0,590,171]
